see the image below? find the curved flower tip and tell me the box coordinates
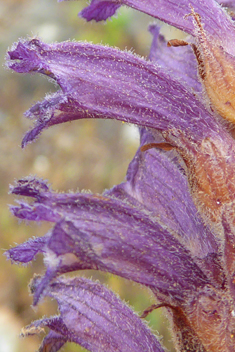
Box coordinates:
[10,177,50,197]
[5,236,47,264]
[7,41,41,73]
[23,276,165,352]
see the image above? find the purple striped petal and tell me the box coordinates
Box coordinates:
[23,276,165,352]
[107,129,217,257]
[79,0,235,54]
[7,39,224,148]
[8,177,209,306]
[106,129,224,287]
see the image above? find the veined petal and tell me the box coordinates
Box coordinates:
[79,0,235,53]
[7,39,224,147]
[9,177,209,306]
[106,129,224,287]
[148,25,202,93]
[108,130,217,256]
[23,276,165,352]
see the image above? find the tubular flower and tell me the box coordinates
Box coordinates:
[6,0,235,351]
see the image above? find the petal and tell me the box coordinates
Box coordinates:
[107,129,218,257]
[38,331,66,352]
[5,235,47,264]
[10,177,209,306]
[79,0,235,53]
[7,39,223,147]
[106,129,224,287]
[10,176,50,196]
[10,201,61,222]
[24,276,165,352]
[148,25,202,93]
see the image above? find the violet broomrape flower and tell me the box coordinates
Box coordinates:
[6,0,235,351]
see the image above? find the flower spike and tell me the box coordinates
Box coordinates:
[7,0,235,351]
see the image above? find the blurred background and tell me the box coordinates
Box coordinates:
[0,1,181,351]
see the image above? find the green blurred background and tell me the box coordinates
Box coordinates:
[0,1,179,351]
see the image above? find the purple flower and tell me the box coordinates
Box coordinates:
[22,275,164,352]
[6,0,235,351]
